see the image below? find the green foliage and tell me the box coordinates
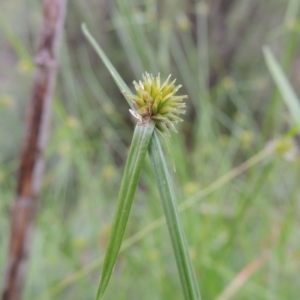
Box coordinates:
[263,46,300,127]
[96,122,155,299]
[149,131,201,300]
[1,1,300,300]
[82,24,200,299]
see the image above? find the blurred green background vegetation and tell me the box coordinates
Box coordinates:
[1,0,300,299]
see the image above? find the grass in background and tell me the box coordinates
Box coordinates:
[1,0,300,299]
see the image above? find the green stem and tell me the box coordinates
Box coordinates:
[148,130,201,300]
[96,121,155,300]
[263,46,300,128]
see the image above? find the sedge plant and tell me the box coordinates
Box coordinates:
[82,24,201,300]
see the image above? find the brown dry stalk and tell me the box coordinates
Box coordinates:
[216,254,268,300]
[1,1,68,299]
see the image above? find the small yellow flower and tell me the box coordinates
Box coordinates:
[124,73,187,137]
[103,165,116,179]
[17,59,34,73]
[66,116,79,129]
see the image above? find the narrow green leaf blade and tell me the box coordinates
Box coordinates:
[263,46,300,127]
[81,23,134,108]
[148,130,201,300]
[96,121,155,300]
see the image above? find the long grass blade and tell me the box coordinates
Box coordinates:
[81,23,133,107]
[81,22,200,299]
[263,46,300,127]
[96,121,155,300]
[148,130,201,300]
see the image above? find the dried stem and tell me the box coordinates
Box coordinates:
[1,1,68,299]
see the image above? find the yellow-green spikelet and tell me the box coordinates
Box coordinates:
[125,73,187,137]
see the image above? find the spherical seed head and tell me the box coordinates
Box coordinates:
[125,73,187,137]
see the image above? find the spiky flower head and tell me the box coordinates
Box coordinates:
[125,73,187,137]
